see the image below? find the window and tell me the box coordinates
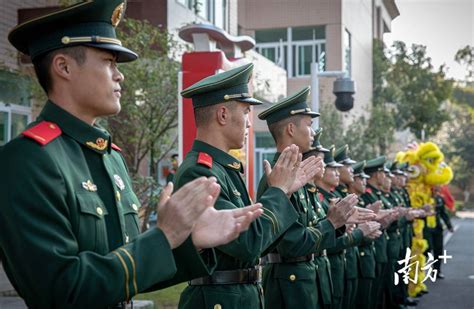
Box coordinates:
[177,0,228,31]
[0,105,31,146]
[344,29,352,77]
[256,26,326,78]
[253,132,276,192]
[0,70,32,145]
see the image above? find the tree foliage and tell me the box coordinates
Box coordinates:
[385,41,453,139]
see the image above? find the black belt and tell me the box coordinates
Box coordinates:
[265,253,314,264]
[189,267,262,285]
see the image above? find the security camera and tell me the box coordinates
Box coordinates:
[333,77,355,111]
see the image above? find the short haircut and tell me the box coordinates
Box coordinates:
[268,115,304,143]
[32,46,87,94]
[193,101,238,128]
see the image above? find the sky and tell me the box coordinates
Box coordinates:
[384,0,474,81]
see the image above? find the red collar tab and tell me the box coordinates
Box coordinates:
[111,143,122,152]
[22,121,61,146]
[366,187,372,194]
[197,152,213,168]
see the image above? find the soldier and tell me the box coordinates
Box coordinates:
[303,128,335,309]
[257,87,356,309]
[425,185,454,278]
[316,146,377,309]
[175,63,321,308]
[389,162,419,307]
[362,156,400,309]
[334,145,380,309]
[348,161,382,309]
[0,1,262,307]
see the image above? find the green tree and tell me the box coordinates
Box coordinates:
[386,41,453,139]
[454,45,474,84]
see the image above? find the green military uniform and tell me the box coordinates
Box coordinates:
[317,146,364,309]
[258,87,336,309]
[175,63,299,309]
[351,161,377,309]
[386,162,413,306]
[304,129,334,308]
[0,2,215,308]
[361,156,392,309]
[333,145,360,309]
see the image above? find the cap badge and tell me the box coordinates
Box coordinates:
[111,2,125,27]
[82,180,97,192]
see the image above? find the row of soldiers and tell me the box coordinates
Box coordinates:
[172,63,440,309]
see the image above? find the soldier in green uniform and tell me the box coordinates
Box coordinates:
[362,156,400,309]
[175,64,322,309]
[257,87,357,309]
[316,147,378,309]
[347,161,382,309]
[0,1,262,307]
[303,128,335,309]
[381,164,405,309]
[388,162,419,307]
[424,186,453,278]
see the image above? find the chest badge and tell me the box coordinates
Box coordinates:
[114,174,125,191]
[82,180,97,192]
[232,189,241,197]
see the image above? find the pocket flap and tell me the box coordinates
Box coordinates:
[77,192,108,218]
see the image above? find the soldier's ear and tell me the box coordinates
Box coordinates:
[287,122,295,137]
[51,54,73,81]
[216,105,229,125]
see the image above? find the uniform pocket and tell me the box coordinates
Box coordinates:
[76,192,109,252]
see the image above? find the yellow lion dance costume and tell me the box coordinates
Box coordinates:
[396,142,453,297]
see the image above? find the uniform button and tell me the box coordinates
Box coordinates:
[289,274,296,281]
[214,305,222,309]
[116,191,121,202]
[309,222,313,227]
[386,236,390,240]
[125,235,130,244]
[316,265,319,270]
[360,252,365,256]
[132,203,138,211]
[304,208,307,213]
[96,207,103,216]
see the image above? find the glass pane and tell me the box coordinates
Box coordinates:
[0,70,31,107]
[0,112,7,146]
[255,132,275,148]
[344,29,352,76]
[196,0,209,19]
[292,26,325,41]
[261,47,276,62]
[255,28,287,43]
[298,45,312,76]
[11,113,28,140]
[319,44,326,71]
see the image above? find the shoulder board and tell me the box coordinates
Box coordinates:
[22,121,61,146]
[111,143,122,152]
[197,152,213,168]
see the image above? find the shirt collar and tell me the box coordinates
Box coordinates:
[39,101,112,154]
[192,140,243,173]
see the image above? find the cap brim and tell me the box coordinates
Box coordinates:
[327,161,344,168]
[317,146,330,153]
[342,158,357,165]
[355,173,370,179]
[303,111,320,118]
[85,43,138,63]
[236,97,263,105]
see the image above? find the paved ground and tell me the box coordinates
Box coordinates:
[416,215,474,309]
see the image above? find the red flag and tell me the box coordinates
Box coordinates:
[440,185,455,212]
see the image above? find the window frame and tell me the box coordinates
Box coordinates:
[0,102,32,145]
